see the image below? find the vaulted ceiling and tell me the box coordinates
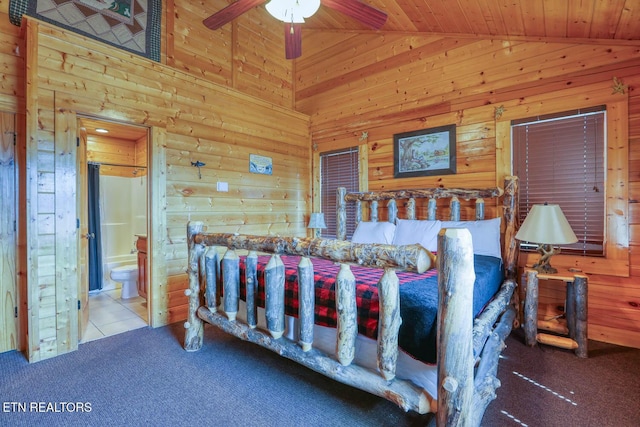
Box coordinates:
[300,0,639,42]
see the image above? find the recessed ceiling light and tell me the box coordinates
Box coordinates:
[95,128,109,134]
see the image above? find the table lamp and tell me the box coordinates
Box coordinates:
[515,203,578,274]
[308,212,327,238]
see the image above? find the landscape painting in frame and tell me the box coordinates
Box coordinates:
[393,124,456,178]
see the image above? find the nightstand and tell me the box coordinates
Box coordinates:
[522,268,588,358]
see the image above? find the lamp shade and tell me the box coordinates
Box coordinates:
[307,212,327,229]
[266,0,321,23]
[515,204,578,245]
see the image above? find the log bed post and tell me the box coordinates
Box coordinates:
[377,268,401,380]
[336,263,357,365]
[437,228,475,426]
[185,221,206,351]
[245,251,259,328]
[222,249,240,322]
[297,256,315,351]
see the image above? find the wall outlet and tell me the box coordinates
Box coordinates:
[217,182,228,192]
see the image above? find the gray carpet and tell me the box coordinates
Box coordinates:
[1,324,638,426]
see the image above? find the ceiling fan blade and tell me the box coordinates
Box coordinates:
[321,0,387,30]
[284,23,302,60]
[203,0,267,30]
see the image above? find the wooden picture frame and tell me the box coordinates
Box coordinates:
[393,124,456,178]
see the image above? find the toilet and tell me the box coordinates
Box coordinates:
[110,265,139,299]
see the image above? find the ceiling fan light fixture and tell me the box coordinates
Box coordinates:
[266,0,320,23]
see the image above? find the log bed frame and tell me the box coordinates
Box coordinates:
[184,176,519,426]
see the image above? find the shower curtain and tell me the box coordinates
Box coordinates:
[88,163,103,291]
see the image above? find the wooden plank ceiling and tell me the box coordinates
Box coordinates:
[301,0,640,41]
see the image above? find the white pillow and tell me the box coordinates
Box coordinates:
[392,219,442,252]
[441,217,502,258]
[351,221,396,244]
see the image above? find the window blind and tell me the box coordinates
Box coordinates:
[512,108,605,255]
[320,148,359,239]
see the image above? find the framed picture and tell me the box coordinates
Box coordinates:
[393,124,456,178]
[249,154,273,175]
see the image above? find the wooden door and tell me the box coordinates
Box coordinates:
[0,112,17,353]
[78,125,89,341]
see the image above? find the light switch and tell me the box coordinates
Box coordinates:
[217,182,228,192]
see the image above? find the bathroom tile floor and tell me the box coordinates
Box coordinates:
[81,287,148,343]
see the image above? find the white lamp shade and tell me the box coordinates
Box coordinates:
[308,212,327,229]
[515,204,578,245]
[266,0,321,23]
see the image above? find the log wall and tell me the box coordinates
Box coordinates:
[297,33,640,349]
[18,18,309,361]
[166,0,294,109]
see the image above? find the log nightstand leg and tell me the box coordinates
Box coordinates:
[574,275,589,358]
[523,270,539,347]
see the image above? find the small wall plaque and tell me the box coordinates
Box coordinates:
[249,154,272,175]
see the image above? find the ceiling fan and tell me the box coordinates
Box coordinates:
[203,0,388,59]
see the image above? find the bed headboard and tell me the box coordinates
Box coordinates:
[336,176,519,280]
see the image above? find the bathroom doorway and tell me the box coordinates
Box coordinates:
[78,117,150,343]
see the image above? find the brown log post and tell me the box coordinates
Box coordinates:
[566,279,576,339]
[297,256,315,351]
[265,254,285,339]
[523,270,539,347]
[574,275,588,358]
[371,200,379,222]
[336,263,357,366]
[245,250,258,328]
[184,221,205,351]
[502,176,520,282]
[222,249,240,322]
[437,228,475,427]
[377,268,401,381]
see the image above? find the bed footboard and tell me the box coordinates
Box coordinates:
[183,176,519,426]
[183,224,503,421]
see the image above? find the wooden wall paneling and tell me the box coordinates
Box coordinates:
[25,19,42,362]
[0,112,17,353]
[135,135,147,169]
[77,126,89,342]
[15,111,27,353]
[25,16,301,355]
[303,42,640,131]
[606,97,630,261]
[53,106,78,355]
[149,126,166,327]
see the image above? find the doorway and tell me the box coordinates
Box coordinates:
[78,117,150,343]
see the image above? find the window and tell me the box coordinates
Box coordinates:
[512,107,605,255]
[320,148,359,239]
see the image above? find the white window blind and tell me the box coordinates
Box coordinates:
[512,107,605,255]
[320,148,359,239]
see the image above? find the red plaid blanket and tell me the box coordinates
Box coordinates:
[237,255,437,339]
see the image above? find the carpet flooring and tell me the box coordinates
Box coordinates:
[1,324,638,426]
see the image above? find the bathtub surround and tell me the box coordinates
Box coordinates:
[99,171,147,291]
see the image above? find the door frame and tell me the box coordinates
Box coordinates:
[76,115,154,339]
[0,112,18,353]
